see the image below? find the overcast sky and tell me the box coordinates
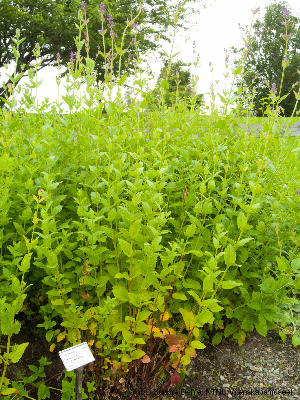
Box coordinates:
[1,0,299,113]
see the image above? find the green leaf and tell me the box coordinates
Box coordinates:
[1,307,21,336]
[190,340,205,349]
[112,285,129,302]
[218,93,226,104]
[121,354,132,363]
[179,308,195,330]
[1,388,19,395]
[201,299,223,312]
[118,74,127,85]
[188,250,203,257]
[224,244,236,267]
[276,256,288,272]
[9,342,29,363]
[47,252,58,269]
[234,65,243,75]
[140,99,148,108]
[291,258,300,271]
[224,323,236,338]
[238,238,254,247]
[52,205,62,215]
[172,293,188,301]
[220,280,242,289]
[63,248,73,259]
[19,252,32,273]
[183,279,201,290]
[161,79,169,90]
[119,238,132,258]
[278,330,287,342]
[212,332,223,345]
[122,329,133,343]
[13,222,25,236]
[185,224,196,237]
[137,310,152,322]
[196,308,214,327]
[128,293,141,307]
[37,382,50,399]
[241,315,254,331]
[254,315,267,336]
[237,211,247,230]
[115,272,130,280]
[131,349,145,360]
[292,333,300,347]
[203,275,213,293]
[90,192,101,204]
[51,299,64,306]
[185,291,201,307]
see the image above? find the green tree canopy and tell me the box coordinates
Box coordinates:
[230,1,300,117]
[0,0,214,108]
[146,59,204,110]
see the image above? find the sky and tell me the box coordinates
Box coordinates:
[1,0,299,113]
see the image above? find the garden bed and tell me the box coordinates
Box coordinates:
[2,320,299,400]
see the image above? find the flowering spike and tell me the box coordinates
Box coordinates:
[251,7,260,15]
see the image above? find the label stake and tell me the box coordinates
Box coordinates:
[58,342,95,399]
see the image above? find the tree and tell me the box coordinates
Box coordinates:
[0,0,214,108]
[146,59,204,111]
[230,1,300,117]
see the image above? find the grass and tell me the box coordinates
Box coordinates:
[0,2,300,400]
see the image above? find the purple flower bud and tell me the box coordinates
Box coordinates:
[139,3,147,12]
[281,33,292,41]
[271,83,277,94]
[101,3,106,13]
[281,6,289,19]
[81,1,86,12]
[56,53,61,62]
[296,190,300,196]
[107,14,115,28]
[69,51,76,63]
[251,7,260,15]
[110,30,117,39]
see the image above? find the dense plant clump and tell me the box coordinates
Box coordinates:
[0,1,299,399]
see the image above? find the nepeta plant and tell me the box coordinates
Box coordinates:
[0,2,300,400]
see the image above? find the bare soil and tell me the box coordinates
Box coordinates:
[2,319,299,400]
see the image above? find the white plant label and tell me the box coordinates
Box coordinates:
[59,342,95,372]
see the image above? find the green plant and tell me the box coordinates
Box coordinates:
[0,1,299,399]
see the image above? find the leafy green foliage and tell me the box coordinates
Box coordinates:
[0,2,300,398]
[230,1,300,117]
[0,0,213,107]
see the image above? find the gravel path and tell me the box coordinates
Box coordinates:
[233,122,300,137]
[170,330,299,400]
